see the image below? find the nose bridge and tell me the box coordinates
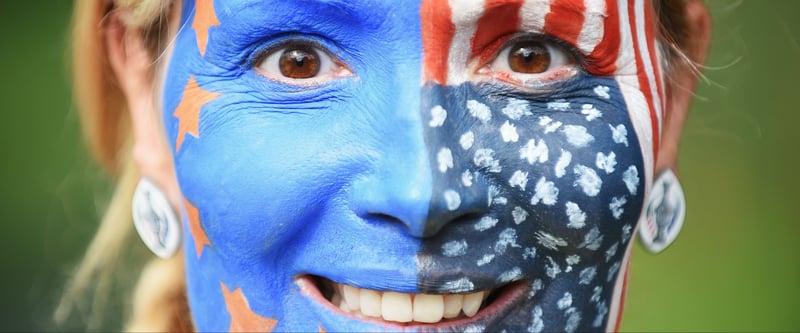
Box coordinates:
[417,83,491,237]
[348,74,432,237]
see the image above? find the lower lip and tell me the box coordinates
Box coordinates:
[295,275,530,331]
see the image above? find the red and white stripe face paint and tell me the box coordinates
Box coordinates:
[423,0,664,183]
[420,1,666,331]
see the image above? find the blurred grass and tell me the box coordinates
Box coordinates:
[0,1,116,331]
[623,0,800,331]
[0,0,798,331]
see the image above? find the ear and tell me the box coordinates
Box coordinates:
[656,0,712,173]
[105,10,182,207]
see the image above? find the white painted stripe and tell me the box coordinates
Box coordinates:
[634,0,663,135]
[614,0,654,195]
[519,0,551,33]
[447,0,485,85]
[577,0,606,54]
[611,18,656,333]
[614,0,637,76]
[616,78,655,199]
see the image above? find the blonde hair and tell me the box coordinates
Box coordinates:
[56,0,191,331]
[59,0,697,331]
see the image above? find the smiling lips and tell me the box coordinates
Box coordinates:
[329,281,487,324]
[298,275,532,330]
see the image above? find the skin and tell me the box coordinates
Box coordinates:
[105,0,710,331]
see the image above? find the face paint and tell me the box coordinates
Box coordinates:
[162,0,665,332]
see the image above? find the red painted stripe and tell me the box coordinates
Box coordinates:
[627,0,659,161]
[643,1,665,120]
[613,258,631,332]
[586,0,620,75]
[472,0,524,64]
[543,0,586,47]
[420,0,455,84]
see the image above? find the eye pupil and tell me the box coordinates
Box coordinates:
[279,46,321,79]
[508,41,550,74]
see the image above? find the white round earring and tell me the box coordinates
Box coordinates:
[132,177,181,258]
[638,168,686,253]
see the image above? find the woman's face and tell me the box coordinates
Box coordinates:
[163,0,665,331]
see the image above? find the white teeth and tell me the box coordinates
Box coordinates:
[342,284,361,311]
[413,294,444,323]
[330,282,490,324]
[338,300,350,312]
[360,289,383,318]
[462,291,484,317]
[382,292,413,322]
[443,294,464,319]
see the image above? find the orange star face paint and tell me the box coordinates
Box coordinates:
[183,198,210,258]
[172,77,220,152]
[220,282,278,332]
[191,0,219,56]
[161,1,667,331]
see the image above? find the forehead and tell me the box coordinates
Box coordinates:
[210,0,615,28]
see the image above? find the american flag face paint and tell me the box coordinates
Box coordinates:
[162,0,665,332]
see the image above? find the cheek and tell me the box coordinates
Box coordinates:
[416,76,645,330]
[418,76,645,330]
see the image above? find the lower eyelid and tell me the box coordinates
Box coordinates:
[478,49,579,87]
[254,44,348,84]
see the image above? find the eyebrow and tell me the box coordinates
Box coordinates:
[204,0,398,66]
[471,0,525,58]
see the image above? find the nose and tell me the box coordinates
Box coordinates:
[346,93,433,237]
[349,84,491,238]
[348,139,489,239]
[416,83,492,237]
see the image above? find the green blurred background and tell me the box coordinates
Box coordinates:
[1,0,798,331]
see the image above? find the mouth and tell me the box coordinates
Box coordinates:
[296,275,529,329]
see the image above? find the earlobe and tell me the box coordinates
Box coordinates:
[656,0,712,173]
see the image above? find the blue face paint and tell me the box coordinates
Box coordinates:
[163,0,647,331]
[166,0,431,331]
[416,76,643,332]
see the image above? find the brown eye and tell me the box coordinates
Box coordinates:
[278,46,321,79]
[255,42,351,85]
[483,37,577,87]
[507,41,550,74]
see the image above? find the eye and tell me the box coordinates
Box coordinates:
[507,41,551,73]
[481,38,579,87]
[255,42,351,85]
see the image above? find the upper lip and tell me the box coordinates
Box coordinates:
[296,274,530,331]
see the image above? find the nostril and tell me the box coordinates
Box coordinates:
[347,169,432,238]
[368,212,407,228]
[420,208,486,238]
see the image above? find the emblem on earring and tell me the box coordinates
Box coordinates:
[638,168,686,253]
[132,177,181,258]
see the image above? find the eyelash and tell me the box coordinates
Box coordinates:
[251,39,352,86]
[475,34,583,89]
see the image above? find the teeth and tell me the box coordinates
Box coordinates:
[360,289,383,318]
[462,291,484,317]
[329,282,490,324]
[382,292,413,322]
[443,294,464,319]
[413,294,444,323]
[342,285,361,311]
